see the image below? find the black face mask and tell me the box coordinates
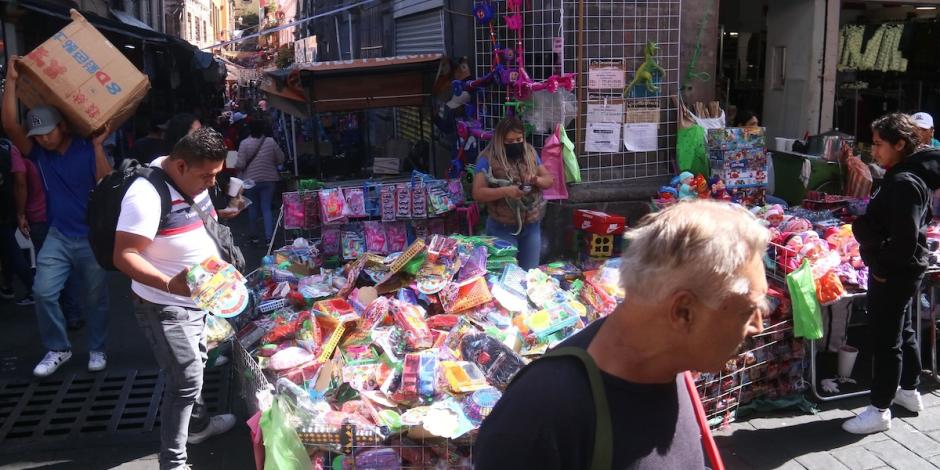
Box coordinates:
[505,142,525,159]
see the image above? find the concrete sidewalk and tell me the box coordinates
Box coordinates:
[716,383,940,469]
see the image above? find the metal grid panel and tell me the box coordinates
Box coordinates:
[473,0,681,183]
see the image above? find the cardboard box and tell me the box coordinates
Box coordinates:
[16,9,150,137]
[573,209,627,235]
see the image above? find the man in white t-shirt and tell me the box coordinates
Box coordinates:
[114,128,235,470]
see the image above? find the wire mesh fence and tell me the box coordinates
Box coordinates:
[473,0,681,183]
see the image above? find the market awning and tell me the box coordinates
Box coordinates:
[261,54,444,114]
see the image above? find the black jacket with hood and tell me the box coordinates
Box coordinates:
[853,148,940,281]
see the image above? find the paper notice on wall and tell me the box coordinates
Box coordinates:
[588,60,625,90]
[586,100,624,124]
[623,123,659,152]
[585,122,622,153]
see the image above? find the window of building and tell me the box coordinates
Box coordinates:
[187,13,193,40]
[203,20,207,42]
[195,18,200,42]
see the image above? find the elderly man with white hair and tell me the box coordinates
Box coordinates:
[473,200,771,470]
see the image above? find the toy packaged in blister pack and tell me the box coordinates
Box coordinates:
[342,225,365,260]
[283,192,305,230]
[302,192,320,229]
[426,180,455,215]
[344,187,368,218]
[363,221,388,254]
[321,227,342,256]
[396,184,412,219]
[411,181,428,219]
[364,182,381,217]
[319,188,347,223]
[385,222,408,253]
[380,184,396,222]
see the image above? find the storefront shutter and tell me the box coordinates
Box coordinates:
[394,8,443,148]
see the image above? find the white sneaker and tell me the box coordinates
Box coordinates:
[187,414,237,444]
[33,351,72,378]
[843,405,891,434]
[88,352,107,372]
[893,388,924,413]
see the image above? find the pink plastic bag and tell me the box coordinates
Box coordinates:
[540,125,569,200]
[247,411,265,470]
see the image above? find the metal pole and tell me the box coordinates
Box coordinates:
[347,11,353,60]
[292,115,298,177]
[334,16,342,59]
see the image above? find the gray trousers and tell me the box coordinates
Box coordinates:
[133,296,210,470]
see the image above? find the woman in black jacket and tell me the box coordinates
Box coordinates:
[844,113,940,434]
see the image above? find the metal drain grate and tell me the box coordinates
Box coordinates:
[0,367,230,445]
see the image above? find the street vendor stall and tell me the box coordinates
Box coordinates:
[229,233,626,468]
[261,54,445,180]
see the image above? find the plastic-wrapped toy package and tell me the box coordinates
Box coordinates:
[427,180,455,216]
[447,179,466,207]
[380,184,397,222]
[344,187,368,218]
[413,220,431,242]
[302,192,320,229]
[411,181,428,219]
[395,184,412,219]
[362,221,388,254]
[321,227,342,256]
[385,222,409,253]
[364,182,381,217]
[283,192,305,230]
[342,226,366,260]
[319,188,348,224]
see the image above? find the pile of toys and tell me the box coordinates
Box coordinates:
[235,235,623,467]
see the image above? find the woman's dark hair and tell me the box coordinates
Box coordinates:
[733,109,758,127]
[164,113,199,149]
[871,113,921,156]
[248,119,267,138]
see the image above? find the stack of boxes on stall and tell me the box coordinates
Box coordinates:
[708,127,770,207]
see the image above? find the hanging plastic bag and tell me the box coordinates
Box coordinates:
[559,124,581,184]
[260,396,311,470]
[540,125,569,200]
[787,260,824,340]
[676,125,710,177]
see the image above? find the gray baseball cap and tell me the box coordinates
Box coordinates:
[26,106,63,137]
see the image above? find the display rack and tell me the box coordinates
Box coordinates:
[472,0,681,183]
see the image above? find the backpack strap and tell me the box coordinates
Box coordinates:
[138,167,173,225]
[527,347,613,470]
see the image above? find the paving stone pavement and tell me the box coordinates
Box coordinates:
[715,383,940,469]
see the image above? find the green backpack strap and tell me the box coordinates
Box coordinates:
[544,347,613,470]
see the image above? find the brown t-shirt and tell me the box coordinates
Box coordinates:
[477,151,546,226]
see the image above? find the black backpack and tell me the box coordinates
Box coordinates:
[87,159,172,271]
[0,139,16,225]
[87,160,246,273]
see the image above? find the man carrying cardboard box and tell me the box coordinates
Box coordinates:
[2,57,112,377]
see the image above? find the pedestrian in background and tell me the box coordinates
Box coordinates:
[846,113,939,434]
[237,119,284,245]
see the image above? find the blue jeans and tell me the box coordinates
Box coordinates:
[133,298,209,469]
[246,181,276,241]
[485,218,542,270]
[34,228,109,352]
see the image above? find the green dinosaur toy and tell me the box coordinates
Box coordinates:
[483,168,539,236]
[624,41,666,97]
